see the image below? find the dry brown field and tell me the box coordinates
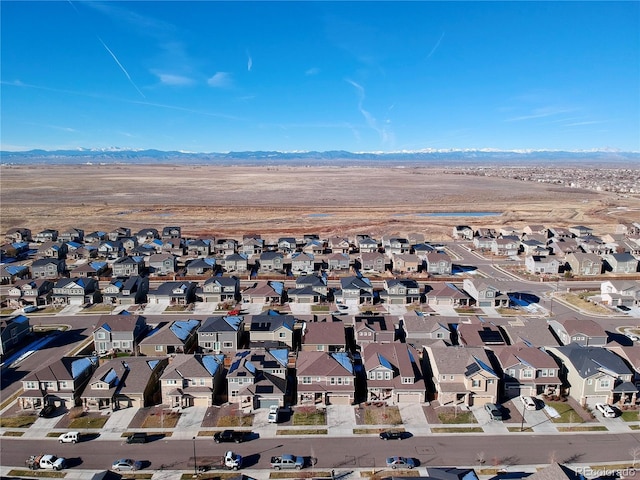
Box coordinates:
[1,164,638,239]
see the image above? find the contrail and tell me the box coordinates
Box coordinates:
[426,31,445,59]
[97,36,146,98]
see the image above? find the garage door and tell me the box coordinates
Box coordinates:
[299,298,311,303]
[470,395,492,407]
[396,393,422,403]
[193,397,210,407]
[259,398,280,409]
[391,298,404,305]
[327,395,351,405]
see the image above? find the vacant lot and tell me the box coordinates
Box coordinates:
[1,164,636,239]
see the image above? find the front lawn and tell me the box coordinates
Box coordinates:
[360,405,402,425]
[431,426,483,433]
[68,415,109,429]
[277,428,327,435]
[437,409,477,424]
[546,401,584,424]
[620,410,640,422]
[217,414,253,427]
[141,410,181,428]
[0,415,37,428]
[293,407,327,425]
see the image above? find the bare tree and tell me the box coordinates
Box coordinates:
[630,447,640,467]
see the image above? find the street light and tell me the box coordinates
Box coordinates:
[520,404,526,432]
[192,436,197,477]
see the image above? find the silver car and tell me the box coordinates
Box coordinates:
[112,458,142,471]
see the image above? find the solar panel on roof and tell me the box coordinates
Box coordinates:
[478,328,504,344]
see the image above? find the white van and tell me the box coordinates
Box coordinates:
[267,405,279,423]
[58,431,81,444]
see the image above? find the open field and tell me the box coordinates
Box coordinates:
[2,164,638,238]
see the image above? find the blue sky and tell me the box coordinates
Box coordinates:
[1,1,639,153]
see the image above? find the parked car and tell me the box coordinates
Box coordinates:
[386,456,415,469]
[58,431,81,444]
[520,395,538,411]
[112,458,142,472]
[267,405,280,423]
[38,404,56,418]
[126,432,147,444]
[379,430,408,440]
[22,305,39,313]
[595,403,617,418]
[484,402,503,421]
[214,430,249,444]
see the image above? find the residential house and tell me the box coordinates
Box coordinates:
[185,257,217,276]
[327,236,350,254]
[473,236,494,251]
[147,281,197,305]
[52,277,99,306]
[84,231,107,244]
[379,278,421,304]
[361,342,425,404]
[246,314,296,348]
[326,253,350,272]
[7,279,53,307]
[392,253,422,273]
[161,237,185,256]
[452,225,474,240]
[136,228,160,244]
[107,227,131,242]
[223,253,248,273]
[334,276,374,306]
[66,243,97,260]
[491,236,519,256]
[258,251,285,272]
[36,241,67,259]
[358,252,386,274]
[199,276,240,304]
[72,261,108,278]
[81,356,168,411]
[161,226,181,241]
[1,264,30,286]
[499,226,519,237]
[186,239,213,257]
[296,351,355,405]
[383,237,411,256]
[149,253,177,275]
[566,252,603,276]
[400,311,452,347]
[34,229,58,243]
[139,319,200,356]
[161,353,225,408]
[197,316,244,353]
[524,255,560,275]
[604,252,638,273]
[569,225,593,237]
[521,239,548,256]
[121,237,139,253]
[112,256,146,277]
[0,314,30,357]
[301,319,347,352]
[500,317,560,348]
[357,236,379,253]
[425,251,452,275]
[547,343,637,405]
[214,238,238,256]
[424,345,500,406]
[600,280,640,308]
[5,227,31,243]
[93,314,148,355]
[462,278,509,308]
[522,225,548,237]
[242,237,263,257]
[277,237,297,254]
[494,343,561,398]
[425,282,470,307]
[457,318,509,347]
[548,317,607,346]
[608,345,640,391]
[547,238,580,257]
[302,240,324,256]
[353,315,397,346]
[241,281,283,304]
[97,240,124,259]
[58,228,84,244]
[227,348,289,409]
[413,243,436,259]
[19,356,96,410]
[291,252,315,275]
[101,276,148,305]
[287,274,329,305]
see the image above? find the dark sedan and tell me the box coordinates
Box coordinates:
[379,430,408,440]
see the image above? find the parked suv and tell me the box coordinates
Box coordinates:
[58,431,81,444]
[126,432,147,444]
[267,405,280,423]
[484,402,503,421]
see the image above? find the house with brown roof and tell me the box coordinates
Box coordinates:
[548,317,607,346]
[356,236,379,253]
[499,316,560,348]
[291,252,315,274]
[149,253,177,275]
[301,319,347,352]
[326,252,351,271]
[400,311,452,347]
[199,276,240,304]
[353,315,396,346]
[7,279,53,307]
[241,281,283,304]
[494,343,561,398]
[425,251,452,275]
[361,342,425,404]
[227,348,289,409]
[93,314,148,355]
[327,236,350,254]
[491,236,519,256]
[295,351,355,405]
[19,356,97,411]
[139,319,200,356]
[424,345,500,406]
[358,252,386,273]
[160,353,225,407]
[392,253,422,273]
[5,227,32,243]
[456,318,509,347]
[425,283,471,307]
[81,356,168,411]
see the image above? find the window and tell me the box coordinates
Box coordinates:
[112,341,120,348]
[344,378,350,385]
[377,371,383,380]
[337,377,343,384]
[402,377,413,384]
[330,377,336,385]
[316,345,324,351]
[166,380,177,385]
[385,372,391,380]
[59,381,68,389]
[521,369,533,379]
[97,332,105,339]
[121,341,130,349]
[436,332,444,338]
[507,369,515,377]
[472,379,481,388]
[223,341,233,348]
[302,377,312,384]
[200,378,205,386]
[541,369,548,377]
[155,345,163,351]
[598,378,611,390]
[279,332,286,338]
[25,381,37,389]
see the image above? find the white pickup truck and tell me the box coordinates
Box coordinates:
[26,454,66,470]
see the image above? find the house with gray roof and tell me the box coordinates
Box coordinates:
[525,255,560,275]
[197,316,244,354]
[112,255,146,277]
[161,353,225,407]
[401,311,452,347]
[326,252,350,271]
[102,276,148,305]
[356,236,379,253]
[295,351,355,405]
[452,225,474,240]
[223,253,248,273]
[246,314,296,348]
[147,281,197,305]
[257,251,284,272]
[547,343,637,405]
[379,278,420,305]
[5,227,31,243]
[227,348,289,409]
[424,345,500,406]
[34,229,58,243]
[199,276,239,304]
[215,238,238,256]
[93,314,148,355]
[19,356,97,411]
[31,258,66,279]
[81,356,168,411]
[361,342,425,404]
[139,319,200,356]
[357,252,386,273]
[52,277,99,306]
[291,252,315,274]
[185,257,217,276]
[334,276,374,306]
[241,236,264,256]
[462,278,509,308]
[0,314,30,357]
[287,274,328,304]
[186,238,213,257]
[565,252,603,276]
[36,240,67,260]
[600,279,639,307]
[603,252,638,273]
[149,253,177,275]
[548,317,607,346]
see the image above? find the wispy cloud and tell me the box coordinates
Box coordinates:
[97,36,146,98]
[426,32,445,59]
[154,72,195,86]
[562,120,607,127]
[305,67,320,76]
[345,79,392,144]
[247,50,253,72]
[506,106,573,122]
[208,72,233,88]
